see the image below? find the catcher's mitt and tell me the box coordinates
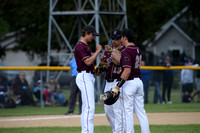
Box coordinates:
[100,89,120,105]
[95,62,110,76]
[111,49,121,66]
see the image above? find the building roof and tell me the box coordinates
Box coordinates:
[143,7,198,47]
[0,28,25,49]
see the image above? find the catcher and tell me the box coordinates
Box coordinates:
[99,29,125,133]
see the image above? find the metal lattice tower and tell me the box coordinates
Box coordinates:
[47,0,128,101]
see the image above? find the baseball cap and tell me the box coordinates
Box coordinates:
[50,76,55,79]
[188,58,194,63]
[165,56,170,60]
[158,59,162,63]
[82,25,99,36]
[111,30,122,40]
[157,59,163,65]
[37,80,41,84]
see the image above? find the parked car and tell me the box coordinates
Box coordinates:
[32,62,72,88]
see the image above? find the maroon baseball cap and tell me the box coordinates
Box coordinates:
[111,29,122,40]
[82,25,99,36]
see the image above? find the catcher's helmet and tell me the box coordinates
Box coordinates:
[100,91,120,105]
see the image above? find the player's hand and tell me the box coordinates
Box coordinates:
[96,45,102,52]
[100,55,106,62]
[111,86,119,97]
[105,45,112,52]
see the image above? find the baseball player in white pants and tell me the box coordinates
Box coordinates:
[74,25,102,133]
[104,80,124,133]
[76,71,95,133]
[100,30,125,133]
[112,28,150,133]
[121,78,150,133]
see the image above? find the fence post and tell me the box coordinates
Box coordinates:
[40,71,44,108]
[180,74,182,103]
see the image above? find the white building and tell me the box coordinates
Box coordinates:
[0,31,71,87]
[0,31,42,84]
[143,7,200,65]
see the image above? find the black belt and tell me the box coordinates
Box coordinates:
[106,79,115,82]
[107,77,141,82]
[78,70,93,74]
[106,79,120,82]
[127,77,141,80]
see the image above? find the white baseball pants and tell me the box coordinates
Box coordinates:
[121,78,150,133]
[76,71,95,133]
[104,80,124,133]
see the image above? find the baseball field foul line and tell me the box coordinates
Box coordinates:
[0,112,200,128]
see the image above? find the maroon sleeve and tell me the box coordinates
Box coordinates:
[121,51,132,68]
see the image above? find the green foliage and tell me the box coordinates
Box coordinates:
[0,11,9,36]
[0,0,199,59]
[179,0,200,43]
[0,10,9,58]
[126,0,185,50]
[0,0,49,59]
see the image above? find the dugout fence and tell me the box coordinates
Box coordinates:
[0,66,200,108]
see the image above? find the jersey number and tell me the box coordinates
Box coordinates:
[113,66,122,74]
[135,55,142,69]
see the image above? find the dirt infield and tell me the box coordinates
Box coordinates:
[0,112,200,128]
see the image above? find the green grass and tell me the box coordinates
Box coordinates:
[0,125,200,133]
[1,80,200,133]
[1,103,200,117]
[145,103,200,112]
[1,86,200,117]
[0,105,104,117]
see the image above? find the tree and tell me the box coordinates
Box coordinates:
[0,0,49,59]
[126,0,186,50]
[0,0,199,59]
[0,10,9,58]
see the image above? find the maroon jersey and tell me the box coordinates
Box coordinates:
[74,41,95,73]
[104,46,125,80]
[120,45,141,80]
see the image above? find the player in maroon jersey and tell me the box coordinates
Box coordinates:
[112,28,150,133]
[74,25,102,133]
[100,29,125,132]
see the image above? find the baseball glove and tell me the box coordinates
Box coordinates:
[111,49,121,66]
[95,62,110,76]
[100,88,120,105]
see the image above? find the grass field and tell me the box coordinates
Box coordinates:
[1,102,200,117]
[0,80,200,133]
[1,85,200,117]
[1,125,200,133]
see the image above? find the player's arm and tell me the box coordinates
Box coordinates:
[120,67,131,81]
[100,54,106,62]
[115,67,130,90]
[84,45,102,66]
[111,67,131,96]
[112,51,132,96]
[99,45,111,63]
